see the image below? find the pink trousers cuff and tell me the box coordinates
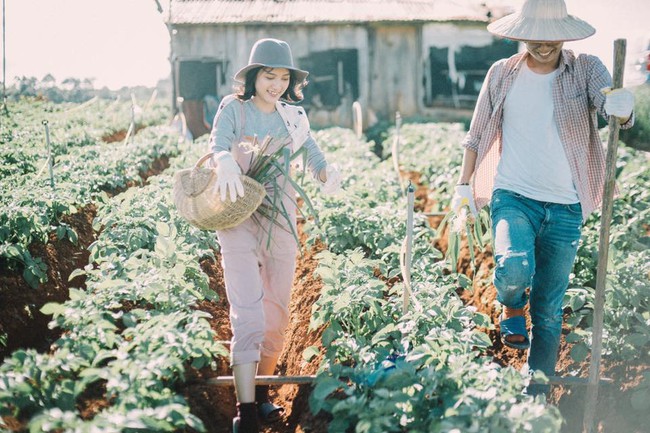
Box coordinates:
[231,349,261,367]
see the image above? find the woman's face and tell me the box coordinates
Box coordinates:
[525,41,564,72]
[253,67,291,111]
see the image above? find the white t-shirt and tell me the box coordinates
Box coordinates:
[494,61,579,204]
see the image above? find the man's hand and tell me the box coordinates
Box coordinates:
[602,87,634,123]
[214,151,244,203]
[450,184,478,217]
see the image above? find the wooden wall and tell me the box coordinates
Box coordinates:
[170,21,496,131]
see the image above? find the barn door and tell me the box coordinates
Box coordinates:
[368,26,418,119]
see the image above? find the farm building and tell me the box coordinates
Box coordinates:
[162,0,520,138]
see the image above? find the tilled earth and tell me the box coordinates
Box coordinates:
[0,166,647,433]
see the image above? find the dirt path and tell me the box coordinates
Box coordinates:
[1,164,647,433]
[416,172,650,433]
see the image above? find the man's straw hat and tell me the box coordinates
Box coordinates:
[487,0,595,42]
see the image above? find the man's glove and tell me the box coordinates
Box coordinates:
[602,87,634,122]
[319,163,342,195]
[450,184,477,217]
[213,151,244,203]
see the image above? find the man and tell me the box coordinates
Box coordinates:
[451,0,635,395]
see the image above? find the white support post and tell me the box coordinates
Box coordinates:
[402,182,415,315]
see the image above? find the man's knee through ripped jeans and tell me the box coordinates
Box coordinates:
[494,250,534,309]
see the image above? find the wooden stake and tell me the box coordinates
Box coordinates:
[42,120,54,189]
[352,101,363,139]
[582,38,627,433]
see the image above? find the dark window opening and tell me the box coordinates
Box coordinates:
[179,60,220,100]
[298,49,359,111]
[178,60,226,137]
[425,39,518,109]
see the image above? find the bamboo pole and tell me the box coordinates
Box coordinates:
[582,38,627,433]
[207,375,316,386]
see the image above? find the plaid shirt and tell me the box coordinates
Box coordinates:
[462,49,634,219]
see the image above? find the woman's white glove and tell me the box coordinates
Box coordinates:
[214,151,244,203]
[602,87,634,121]
[450,184,477,217]
[319,163,342,195]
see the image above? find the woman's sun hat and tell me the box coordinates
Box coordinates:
[234,38,309,83]
[487,0,595,42]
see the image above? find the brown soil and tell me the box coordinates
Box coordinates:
[101,125,147,144]
[0,153,170,361]
[181,229,330,433]
[417,172,650,433]
[1,165,648,433]
[0,204,97,360]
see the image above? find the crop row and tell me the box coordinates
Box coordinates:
[380,123,650,366]
[1,97,168,180]
[0,142,226,431]
[0,124,560,432]
[1,116,647,431]
[295,128,562,432]
[0,98,179,288]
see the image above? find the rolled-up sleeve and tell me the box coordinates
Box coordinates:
[461,63,498,153]
[302,134,327,180]
[587,56,635,130]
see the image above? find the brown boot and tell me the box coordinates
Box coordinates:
[234,402,259,433]
[255,385,284,423]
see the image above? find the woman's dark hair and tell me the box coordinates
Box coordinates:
[235,66,306,102]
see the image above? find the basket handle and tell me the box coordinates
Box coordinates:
[193,152,216,171]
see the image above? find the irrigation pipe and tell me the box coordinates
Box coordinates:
[582,38,627,433]
[208,375,316,386]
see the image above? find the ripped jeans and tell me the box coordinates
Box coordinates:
[490,189,583,383]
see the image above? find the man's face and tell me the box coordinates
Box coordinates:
[525,41,564,70]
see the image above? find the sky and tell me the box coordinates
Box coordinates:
[1,0,649,90]
[2,0,170,89]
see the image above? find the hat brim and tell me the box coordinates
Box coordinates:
[487,14,595,42]
[234,64,309,83]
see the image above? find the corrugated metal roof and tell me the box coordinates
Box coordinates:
[164,0,517,25]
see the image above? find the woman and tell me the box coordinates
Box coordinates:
[208,38,340,433]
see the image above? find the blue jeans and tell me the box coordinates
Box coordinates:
[490,189,583,391]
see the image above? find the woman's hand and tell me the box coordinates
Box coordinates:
[214,151,244,202]
[319,163,342,195]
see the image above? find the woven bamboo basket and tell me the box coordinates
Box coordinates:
[173,153,266,230]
